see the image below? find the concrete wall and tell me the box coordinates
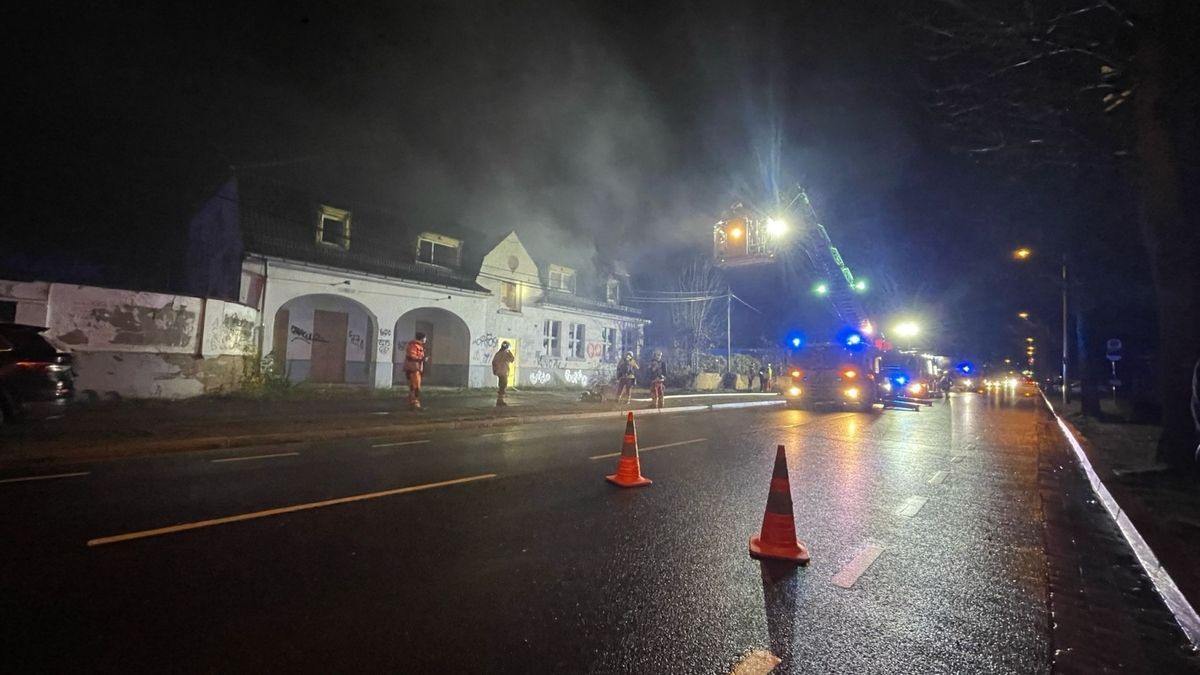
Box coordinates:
[0,280,258,399]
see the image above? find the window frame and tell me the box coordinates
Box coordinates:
[548,264,577,294]
[315,205,352,250]
[499,281,522,312]
[606,278,620,304]
[567,322,585,360]
[543,320,561,357]
[416,232,462,269]
[601,326,617,362]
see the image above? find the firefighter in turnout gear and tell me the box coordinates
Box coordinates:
[403,332,427,411]
[616,351,639,405]
[645,351,668,409]
[491,341,515,407]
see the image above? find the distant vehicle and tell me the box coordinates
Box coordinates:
[782,342,878,412]
[879,351,936,399]
[0,324,75,425]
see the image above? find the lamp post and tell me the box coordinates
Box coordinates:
[1013,248,1068,406]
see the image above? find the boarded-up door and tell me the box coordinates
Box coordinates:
[311,310,348,383]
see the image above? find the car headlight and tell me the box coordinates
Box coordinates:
[961,378,972,387]
[844,387,859,399]
[788,386,801,397]
[907,383,922,395]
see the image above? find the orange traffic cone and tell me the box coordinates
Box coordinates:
[749,445,810,564]
[606,412,652,488]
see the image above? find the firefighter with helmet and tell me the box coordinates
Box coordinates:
[616,351,639,404]
[645,351,668,409]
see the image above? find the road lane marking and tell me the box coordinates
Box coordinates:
[210,452,300,464]
[0,471,90,485]
[729,649,781,674]
[370,411,391,415]
[588,438,708,460]
[87,473,498,547]
[895,496,928,517]
[370,440,430,448]
[928,470,949,485]
[831,544,885,589]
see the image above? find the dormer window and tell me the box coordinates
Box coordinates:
[548,265,576,294]
[606,278,620,304]
[316,205,351,250]
[417,232,462,268]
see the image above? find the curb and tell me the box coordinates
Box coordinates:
[1041,392,1200,647]
[2,399,785,468]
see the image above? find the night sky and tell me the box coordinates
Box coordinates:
[5,1,1154,362]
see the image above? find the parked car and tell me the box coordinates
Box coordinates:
[0,324,75,424]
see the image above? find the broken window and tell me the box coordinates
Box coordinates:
[548,265,576,294]
[316,205,351,249]
[568,323,585,359]
[500,281,521,312]
[602,327,617,361]
[417,233,462,268]
[606,278,620,304]
[543,320,561,357]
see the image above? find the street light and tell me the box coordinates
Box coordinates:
[1013,247,1069,406]
[1017,312,1029,320]
[1026,337,1035,343]
[766,217,787,238]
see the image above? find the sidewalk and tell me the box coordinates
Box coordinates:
[0,388,782,468]
[1047,397,1200,642]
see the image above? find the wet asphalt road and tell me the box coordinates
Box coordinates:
[2,393,1197,673]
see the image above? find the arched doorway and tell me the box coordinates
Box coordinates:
[272,294,376,384]
[394,307,471,387]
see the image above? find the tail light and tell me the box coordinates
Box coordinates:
[15,361,69,373]
[790,370,801,378]
[843,369,857,379]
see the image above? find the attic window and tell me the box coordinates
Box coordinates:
[417,232,462,268]
[316,205,351,249]
[606,278,620,304]
[548,265,576,294]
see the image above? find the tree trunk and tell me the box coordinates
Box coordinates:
[1133,14,1200,467]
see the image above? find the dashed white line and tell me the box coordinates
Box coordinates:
[928,470,949,485]
[588,438,708,460]
[895,496,928,517]
[0,471,91,484]
[210,452,300,464]
[87,473,498,546]
[370,440,430,448]
[832,544,885,589]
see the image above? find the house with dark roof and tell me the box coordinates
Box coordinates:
[185,176,647,388]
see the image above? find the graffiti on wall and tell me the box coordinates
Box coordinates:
[473,332,499,364]
[290,325,327,344]
[348,330,365,350]
[528,370,552,386]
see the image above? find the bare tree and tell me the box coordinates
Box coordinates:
[670,257,726,370]
[906,0,1200,468]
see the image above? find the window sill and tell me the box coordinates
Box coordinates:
[497,308,523,316]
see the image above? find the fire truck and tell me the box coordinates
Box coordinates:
[782,338,880,412]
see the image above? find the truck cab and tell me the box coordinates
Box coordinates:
[782,342,878,411]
